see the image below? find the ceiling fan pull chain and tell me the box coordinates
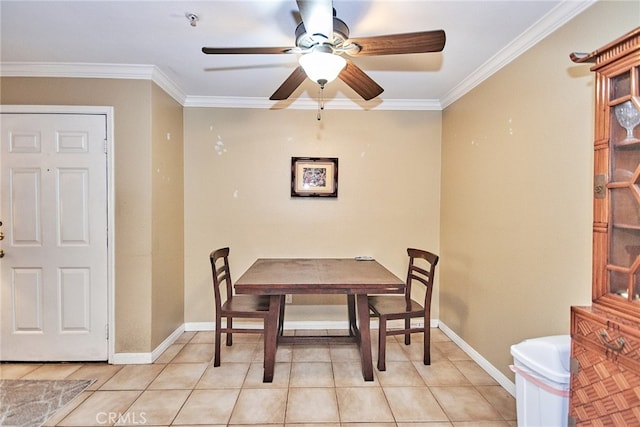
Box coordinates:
[317,87,325,121]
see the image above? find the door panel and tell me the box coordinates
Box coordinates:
[58,168,90,244]
[59,267,92,334]
[1,113,108,361]
[11,168,41,244]
[13,268,43,331]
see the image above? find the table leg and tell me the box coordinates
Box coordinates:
[347,295,357,337]
[263,295,281,383]
[278,295,286,336]
[356,294,374,381]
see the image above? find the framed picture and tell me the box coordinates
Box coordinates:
[291,157,338,197]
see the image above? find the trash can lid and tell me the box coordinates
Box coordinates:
[510,335,571,384]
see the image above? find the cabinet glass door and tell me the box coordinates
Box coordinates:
[609,66,640,303]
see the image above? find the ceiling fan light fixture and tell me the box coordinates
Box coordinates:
[299,49,346,87]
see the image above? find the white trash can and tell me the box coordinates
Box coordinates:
[510,335,571,427]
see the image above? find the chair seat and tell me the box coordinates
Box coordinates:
[221,295,272,315]
[368,295,424,316]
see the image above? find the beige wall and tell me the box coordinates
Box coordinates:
[151,84,185,349]
[183,108,441,323]
[0,78,185,353]
[440,0,639,380]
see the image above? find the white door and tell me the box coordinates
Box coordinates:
[0,113,108,361]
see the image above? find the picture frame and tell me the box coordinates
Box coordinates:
[291,157,338,197]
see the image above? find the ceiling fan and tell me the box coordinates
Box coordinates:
[202,0,446,101]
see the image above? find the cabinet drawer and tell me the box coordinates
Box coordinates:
[570,340,640,426]
[571,306,640,373]
[570,306,640,425]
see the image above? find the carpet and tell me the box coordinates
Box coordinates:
[0,379,94,427]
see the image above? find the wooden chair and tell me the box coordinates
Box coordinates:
[368,248,439,371]
[210,247,282,367]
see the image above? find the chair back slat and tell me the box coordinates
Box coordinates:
[210,247,232,311]
[405,248,439,309]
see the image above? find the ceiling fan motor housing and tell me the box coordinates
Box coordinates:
[295,17,349,49]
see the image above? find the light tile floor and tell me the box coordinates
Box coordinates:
[0,328,517,426]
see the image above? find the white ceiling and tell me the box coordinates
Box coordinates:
[0,0,595,109]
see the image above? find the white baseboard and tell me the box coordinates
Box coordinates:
[111,352,153,365]
[438,321,516,397]
[112,318,435,363]
[184,322,215,331]
[112,324,185,365]
[112,316,515,398]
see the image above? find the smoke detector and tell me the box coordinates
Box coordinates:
[185,12,199,27]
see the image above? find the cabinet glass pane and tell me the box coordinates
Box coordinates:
[610,187,640,226]
[634,272,640,301]
[610,227,640,266]
[611,145,640,185]
[609,227,640,300]
[613,100,640,144]
[611,71,631,100]
[610,270,629,297]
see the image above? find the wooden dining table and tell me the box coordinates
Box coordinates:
[234,258,405,382]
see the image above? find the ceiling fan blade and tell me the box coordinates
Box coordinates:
[296,0,333,40]
[338,60,383,101]
[202,47,294,55]
[348,30,446,56]
[269,66,308,100]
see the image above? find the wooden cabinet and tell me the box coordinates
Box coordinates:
[569,28,640,426]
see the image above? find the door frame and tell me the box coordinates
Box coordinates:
[0,105,115,363]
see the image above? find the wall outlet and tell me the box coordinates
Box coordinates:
[285,294,293,304]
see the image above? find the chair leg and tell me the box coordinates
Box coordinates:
[377,317,387,371]
[423,323,431,365]
[404,317,411,345]
[214,316,222,367]
[226,317,233,346]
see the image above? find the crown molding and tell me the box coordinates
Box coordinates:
[0,62,187,105]
[440,0,596,108]
[1,61,439,110]
[183,95,441,111]
[0,62,154,79]
[150,68,187,105]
